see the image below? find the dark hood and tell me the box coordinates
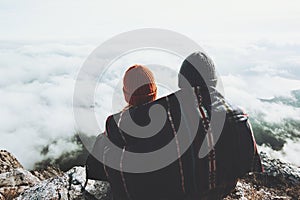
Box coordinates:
[178,51,217,90]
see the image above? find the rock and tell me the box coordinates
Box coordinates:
[0,149,110,199]
[224,179,292,200]
[0,150,35,199]
[0,168,40,187]
[260,152,300,186]
[31,166,64,181]
[0,150,23,173]
[0,186,29,200]
[225,152,300,200]
[18,166,111,200]
[1,149,300,199]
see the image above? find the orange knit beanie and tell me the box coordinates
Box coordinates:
[123,65,157,106]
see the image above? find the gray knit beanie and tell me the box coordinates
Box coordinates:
[178,51,217,89]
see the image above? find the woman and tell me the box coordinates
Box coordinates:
[85,64,158,199]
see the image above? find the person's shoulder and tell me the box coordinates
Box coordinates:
[105,113,121,133]
[213,94,249,122]
[105,110,123,123]
[225,101,249,122]
[105,114,114,125]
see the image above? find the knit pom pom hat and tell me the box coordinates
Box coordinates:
[123,65,157,106]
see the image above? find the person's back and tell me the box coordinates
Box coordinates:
[86,52,263,199]
[176,51,263,198]
[104,87,262,199]
[105,93,185,200]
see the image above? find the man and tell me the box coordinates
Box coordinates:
[176,51,263,198]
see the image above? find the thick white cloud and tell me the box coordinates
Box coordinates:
[259,139,300,166]
[208,41,300,124]
[0,42,93,168]
[0,36,300,168]
[221,74,300,122]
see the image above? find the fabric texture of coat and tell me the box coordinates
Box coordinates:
[86,87,263,200]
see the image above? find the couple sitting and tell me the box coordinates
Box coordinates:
[86,51,263,200]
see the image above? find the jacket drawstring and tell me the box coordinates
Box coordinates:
[166,96,186,193]
[194,86,217,190]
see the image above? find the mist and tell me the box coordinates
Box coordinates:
[0,38,299,168]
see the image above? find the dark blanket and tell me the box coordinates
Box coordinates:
[86,87,263,200]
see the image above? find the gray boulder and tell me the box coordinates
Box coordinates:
[17,166,111,200]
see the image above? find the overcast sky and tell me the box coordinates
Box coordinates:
[1,0,300,42]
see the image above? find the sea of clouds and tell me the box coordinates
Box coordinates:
[0,39,299,169]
